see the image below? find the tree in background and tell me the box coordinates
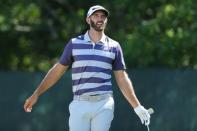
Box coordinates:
[0,0,196,71]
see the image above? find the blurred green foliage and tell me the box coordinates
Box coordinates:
[0,0,196,71]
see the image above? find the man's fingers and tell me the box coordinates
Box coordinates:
[24,99,32,112]
[26,107,32,112]
[140,118,144,124]
[134,105,151,126]
[25,106,32,112]
[140,111,150,125]
[143,113,150,125]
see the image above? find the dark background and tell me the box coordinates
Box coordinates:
[1,69,197,131]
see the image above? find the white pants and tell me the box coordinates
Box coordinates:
[69,96,114,131]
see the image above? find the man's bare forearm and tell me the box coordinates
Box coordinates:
[114,71,140,108]
[33,63,68,97]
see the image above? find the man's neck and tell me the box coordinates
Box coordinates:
[88,29,104,43]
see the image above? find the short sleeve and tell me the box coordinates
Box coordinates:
[59,40,73,66]
[112,44,126,70]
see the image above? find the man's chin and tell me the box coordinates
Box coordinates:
[97,26,106,31]
[93,28,104,32]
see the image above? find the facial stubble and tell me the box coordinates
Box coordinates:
[90,19,107,32]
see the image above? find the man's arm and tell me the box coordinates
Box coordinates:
[114,70,150,125]
[114,70,140,108]
[24,63,69,112]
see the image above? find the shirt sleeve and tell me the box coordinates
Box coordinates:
[112,44,126,70]
[59,40,73,66]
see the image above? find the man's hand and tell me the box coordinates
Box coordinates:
[24,94,38,112]
[134,105,150,125]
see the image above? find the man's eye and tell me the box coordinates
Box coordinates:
[94,15,99,17]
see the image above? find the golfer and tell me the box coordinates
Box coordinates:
[24,5,150,131]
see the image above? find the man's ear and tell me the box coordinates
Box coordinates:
[86,17,90,24]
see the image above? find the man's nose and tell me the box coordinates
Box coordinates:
[97,15,104,21]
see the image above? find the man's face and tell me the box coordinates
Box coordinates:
[87,10,108,32]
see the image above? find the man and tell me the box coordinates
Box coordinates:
[24,5,150,131]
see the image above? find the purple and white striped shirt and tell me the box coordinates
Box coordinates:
[59,31,126,96]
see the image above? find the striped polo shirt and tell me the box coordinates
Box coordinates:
[59,31,126,96]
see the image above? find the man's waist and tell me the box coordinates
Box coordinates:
[73,93,113,102]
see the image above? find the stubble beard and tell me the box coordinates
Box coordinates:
[90,19,106,32]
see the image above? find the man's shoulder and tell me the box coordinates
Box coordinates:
[106,35,120,47]
[70,34,85,44]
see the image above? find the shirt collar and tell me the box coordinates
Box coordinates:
[84,31,108,44]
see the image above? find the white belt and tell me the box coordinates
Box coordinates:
[73,94,112,102]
